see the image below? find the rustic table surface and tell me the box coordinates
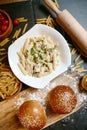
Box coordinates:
[0,0,87,130]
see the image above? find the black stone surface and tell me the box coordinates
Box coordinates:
[0,0,87,130]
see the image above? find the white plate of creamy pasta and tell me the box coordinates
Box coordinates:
[8,24,71,89]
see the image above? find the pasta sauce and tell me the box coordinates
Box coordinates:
[17,36,60,77]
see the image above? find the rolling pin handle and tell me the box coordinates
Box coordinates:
[44,0,61,16]
[44,0,87,57]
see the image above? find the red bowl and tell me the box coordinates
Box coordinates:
[0,9,13,40]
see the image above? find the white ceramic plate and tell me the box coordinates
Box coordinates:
[8,24,71,89]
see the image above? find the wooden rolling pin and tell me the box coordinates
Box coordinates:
[44,0,87,57]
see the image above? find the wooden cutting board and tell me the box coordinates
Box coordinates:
[0,72,86,130]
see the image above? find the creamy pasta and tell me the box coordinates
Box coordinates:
[17,36,60,77]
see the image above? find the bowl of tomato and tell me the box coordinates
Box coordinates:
[0,9,13,40]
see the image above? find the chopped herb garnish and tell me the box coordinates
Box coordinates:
[33,56,38,63]
[30,48,35,55]
[34,42,36,48]
[41,62,47,66]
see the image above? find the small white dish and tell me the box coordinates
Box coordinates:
[8,24,71,89]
